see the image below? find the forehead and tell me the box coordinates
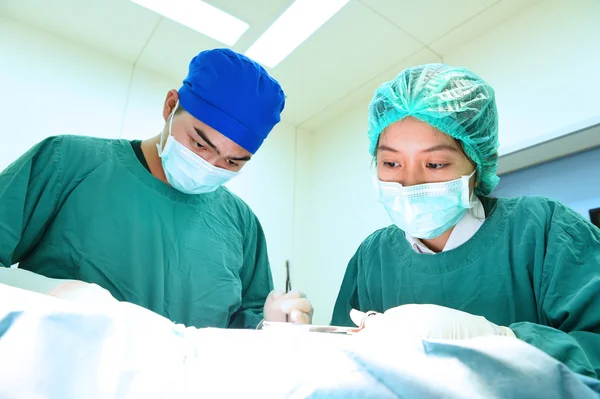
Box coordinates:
[181,111,221,138]
[380,117,458,148]
[180,111,252,156]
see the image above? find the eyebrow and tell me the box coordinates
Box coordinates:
[194,127,252,162]
[195,128,219,154]
[377,144,460,154]
[420,144,461,154]
[377,144,399,153]
[229,154,252,161]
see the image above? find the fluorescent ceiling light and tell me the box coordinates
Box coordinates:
[131,0,249,46]
[245,0,350,68]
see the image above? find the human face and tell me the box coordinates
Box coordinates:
[161,91,252,172]
[376,117,475,188]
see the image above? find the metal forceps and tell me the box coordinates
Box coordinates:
[285,260,292,294]
[262,310,379,335]
[285,260,292,322]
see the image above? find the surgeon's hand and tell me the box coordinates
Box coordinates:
[263,290,313,324]
[351,304,515,340]
[48,281,119,305]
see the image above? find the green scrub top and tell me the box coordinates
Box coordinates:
[0,135,273,329]
[332,196,600,379]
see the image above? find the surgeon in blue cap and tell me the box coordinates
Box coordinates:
[0,48,313,328]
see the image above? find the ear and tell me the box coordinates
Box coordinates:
[162,90,179,121]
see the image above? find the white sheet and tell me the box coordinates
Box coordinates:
[1,283,598,399]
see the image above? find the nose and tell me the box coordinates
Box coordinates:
[200,152,221,167]
[401,166,426,187]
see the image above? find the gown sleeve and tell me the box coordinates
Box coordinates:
[331,250,363,327]
[510,201,600,379]
[228,215,274,329]
[0,137,67,270]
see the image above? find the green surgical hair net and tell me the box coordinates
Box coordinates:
[368,63,500,196]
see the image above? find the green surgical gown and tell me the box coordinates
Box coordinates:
[332,196,600,378]
[0,136,273,329]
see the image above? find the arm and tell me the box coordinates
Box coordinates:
[0,137,64,269]
[331,251,362,327]
[510,203,600,378]
[0,137,69,273]
[0,137,85,295]
[228,216,273,329]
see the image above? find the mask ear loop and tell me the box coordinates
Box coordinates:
[462,169,477,206]
[158,100,179,156]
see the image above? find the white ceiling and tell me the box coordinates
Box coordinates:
[0,0,538,130]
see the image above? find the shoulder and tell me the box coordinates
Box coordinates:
[355,225,404,257]
[38,135,129,179]
[494,195,573,219]
[493,196,592,235]
[211,187,262,230]
[53,135,124,158]
[214,187,254,214]
[16,135,120,176]
[32,135,124,164]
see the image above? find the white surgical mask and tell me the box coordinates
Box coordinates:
[377,170,476,239]
[157,102,238,194]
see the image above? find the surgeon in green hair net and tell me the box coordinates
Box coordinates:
[331,64,600,379]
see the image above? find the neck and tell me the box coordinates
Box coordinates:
[420,227,454,253]
[141,134,169,184]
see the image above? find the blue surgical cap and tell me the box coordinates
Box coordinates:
[368,64,500,196]
[178,48,285,154]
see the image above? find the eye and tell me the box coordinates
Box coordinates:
[427,163,447,170]
[193,141,206,150]
[226,159,239,167]
[383,161,400,168]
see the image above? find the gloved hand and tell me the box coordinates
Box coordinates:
[350,304,515,340]
[263,290,313,324]
[48,281,119,305]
